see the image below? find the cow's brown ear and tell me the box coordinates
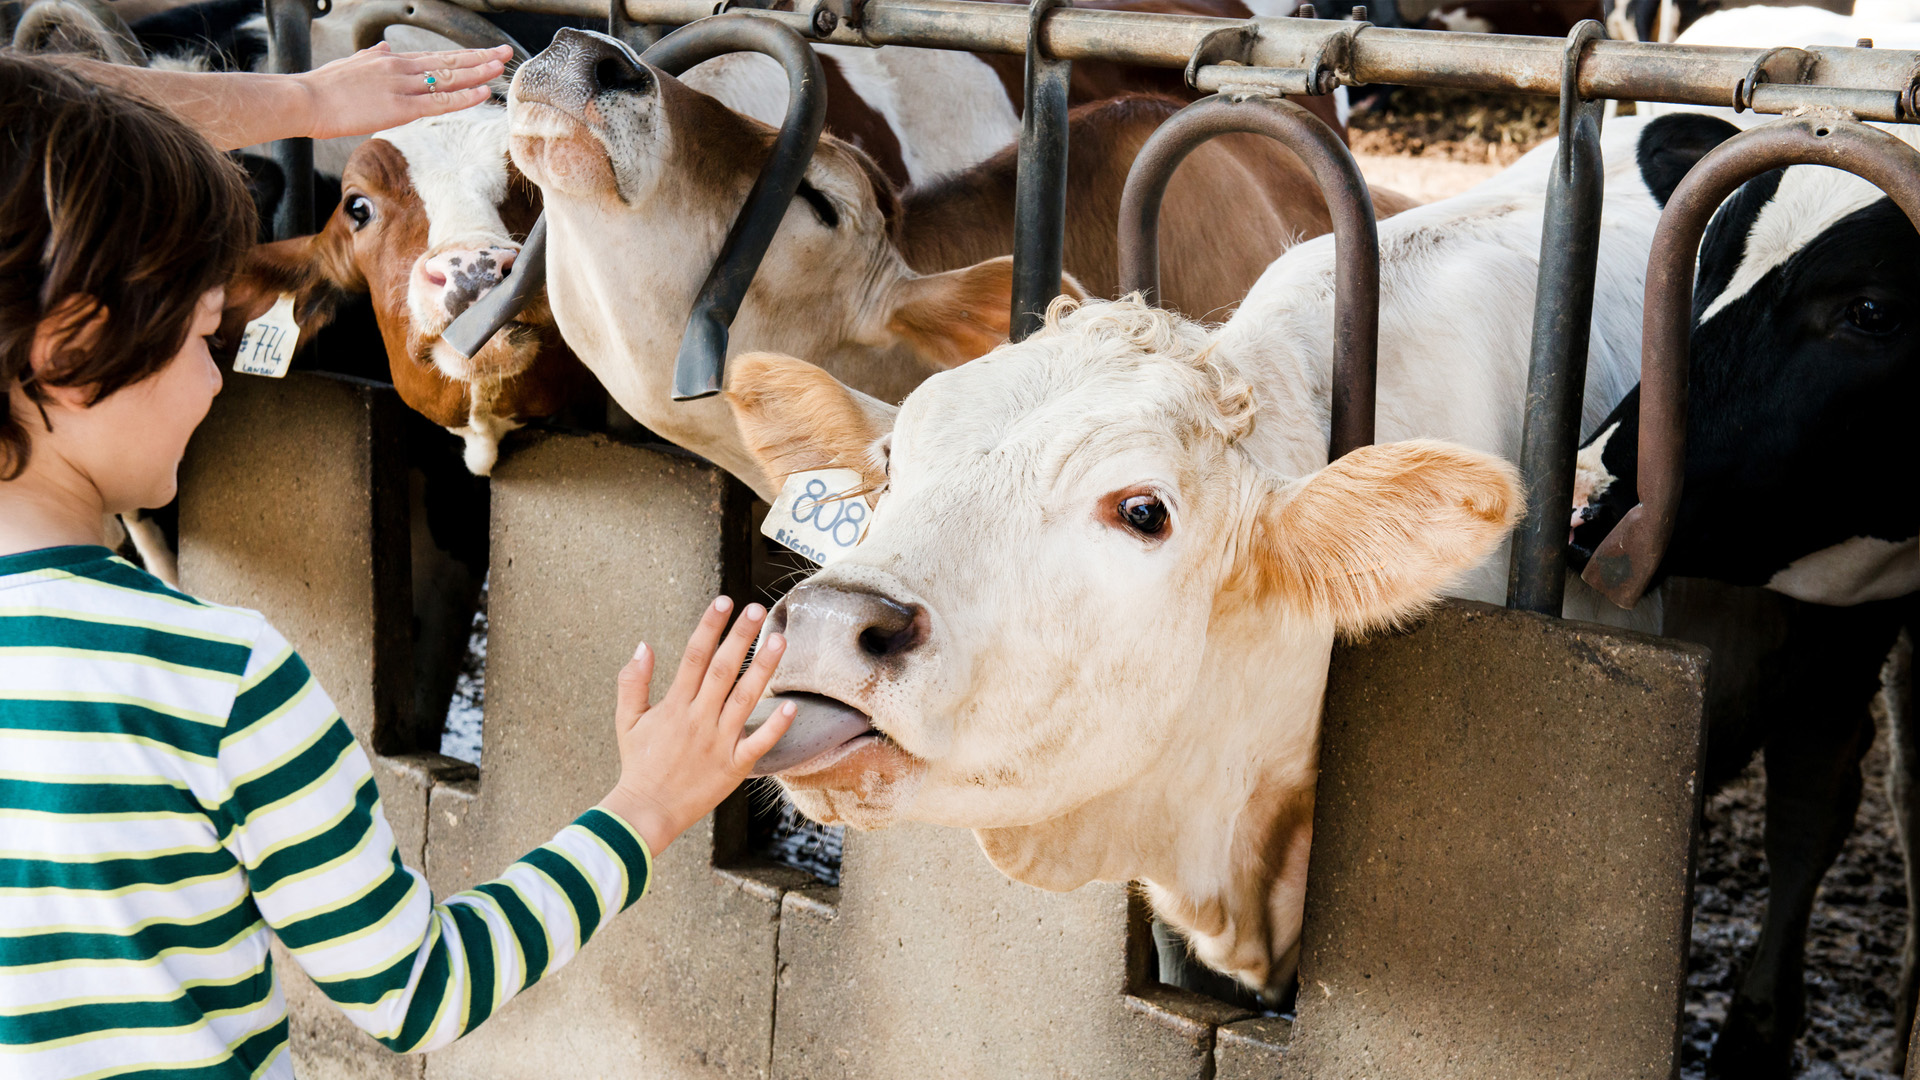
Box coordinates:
[1241,440,1521,635]
[217,228,363,361]
[725,352,897,492]
[886,257,1087,371]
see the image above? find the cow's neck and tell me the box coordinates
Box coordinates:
[971,604,1331,993]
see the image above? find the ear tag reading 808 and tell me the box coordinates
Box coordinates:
[232,294,300,378]
[763,468,871,566]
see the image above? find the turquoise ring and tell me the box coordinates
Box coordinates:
[424,73,439,90]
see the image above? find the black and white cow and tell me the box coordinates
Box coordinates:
[1570,111,1919,1077]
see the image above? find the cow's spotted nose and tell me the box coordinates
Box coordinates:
[422,246,518,320]
[561,28,651,95]
[773,583,928,666]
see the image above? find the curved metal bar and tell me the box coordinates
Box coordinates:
[1115,92,1378,458]
[607,0,660,53]
[1581,114,1920,607]
[641,16,828,398]
[442,15,827,389]
[1009,0,1072,343]
[1506,19,1604,615]
[348,0,531,57]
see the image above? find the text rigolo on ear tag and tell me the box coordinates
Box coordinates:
[763,468,871,566]
[232,294,300,378]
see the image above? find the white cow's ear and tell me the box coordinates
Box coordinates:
[1244,439,1521,635]
[886,257,1087,370]
[725,351,897,491]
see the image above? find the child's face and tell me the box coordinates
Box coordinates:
[30,290,225,516]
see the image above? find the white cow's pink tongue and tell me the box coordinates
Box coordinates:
[745,693,874,777]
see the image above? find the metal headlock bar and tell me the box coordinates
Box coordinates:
[1115,93,1378,461]
[1505,20,1605,616]
[441,0,1920,120]
[264,0,323,240]
[1009,0,1072,343]
[1581,114,1920,610]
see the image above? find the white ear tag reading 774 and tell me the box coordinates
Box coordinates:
[232,294,300,378]
[762,468,871,566]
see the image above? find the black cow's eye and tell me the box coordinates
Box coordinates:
[1118,493,1168,537]
[345,195,374,230]
[1845,297,1900,335]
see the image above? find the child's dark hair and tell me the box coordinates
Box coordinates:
[0,51,256,479]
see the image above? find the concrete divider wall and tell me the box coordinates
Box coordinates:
[179,373,1707,1079]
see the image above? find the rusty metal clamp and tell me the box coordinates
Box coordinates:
[1733,45,1815,113]
[1507,19,1606,615]
[1900,63,1920,120]
[1188,11,1363,98]
[1581,113,1920,607]
[1009,0,1073,342]
[441,16,828,398]
[1116,93,1378,458]
[797,0,864,38]
[348,0,531,59]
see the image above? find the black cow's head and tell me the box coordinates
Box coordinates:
[1570,113,1920,604]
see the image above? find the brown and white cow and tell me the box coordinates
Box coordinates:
[509,29,1414,499]
[223,104,597,475]
[722,303,1520,991]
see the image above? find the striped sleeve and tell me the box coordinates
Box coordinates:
[214,621,652,1053]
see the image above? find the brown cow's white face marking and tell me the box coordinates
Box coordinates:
[727,300,1522,993]
[375,108,524,384]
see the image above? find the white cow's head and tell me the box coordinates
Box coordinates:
[728,298,1520,990]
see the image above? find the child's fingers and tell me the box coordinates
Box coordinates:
[613,641,653,732]
[697,603,766,710]
[668,597,734,704]
[396,45,514,72]
[735,700,796,772]
[718,633,785,739]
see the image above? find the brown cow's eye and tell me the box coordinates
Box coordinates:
[1119,493,1168,537]
[345,195,374,230]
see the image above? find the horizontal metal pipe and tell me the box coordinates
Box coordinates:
[441,0,1920,120]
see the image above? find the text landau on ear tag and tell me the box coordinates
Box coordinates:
[762,467,871,566]
[233,294,300,378]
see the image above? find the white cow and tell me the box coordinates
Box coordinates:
[720,114,1703,992]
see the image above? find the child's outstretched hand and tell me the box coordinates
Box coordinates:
[599,597,794,856]
[300,43,512,139]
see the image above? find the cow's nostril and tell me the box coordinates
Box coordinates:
[855,596,922,659]
[593,53,651,94]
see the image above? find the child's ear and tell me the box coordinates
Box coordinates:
[1239,439,1522,634]
[217,221,364,363]
[884,256,1088,370]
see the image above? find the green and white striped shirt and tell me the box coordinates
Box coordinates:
[0,546,651,1079]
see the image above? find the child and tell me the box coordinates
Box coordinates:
[0,53,794,1078]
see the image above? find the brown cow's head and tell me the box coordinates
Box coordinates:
[506,29,1078,498]
[223,105,594,475]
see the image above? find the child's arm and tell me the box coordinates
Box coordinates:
[213,597,792,1053]
[47,43,509,151]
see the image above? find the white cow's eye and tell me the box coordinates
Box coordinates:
[1118,493,1169,538]
[345,195,375,231]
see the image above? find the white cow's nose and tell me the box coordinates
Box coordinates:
[772,583,928,667]
[421,245,518,320]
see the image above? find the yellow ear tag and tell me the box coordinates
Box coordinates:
[762,468,871,566]
[232,294,300,378]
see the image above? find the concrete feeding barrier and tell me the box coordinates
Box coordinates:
[179,372,1708,1078]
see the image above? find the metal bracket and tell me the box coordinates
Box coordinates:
[1734,45,1815,113]
[798,0,864,37]
[1901,62,1920,120]
[1187,12,1363,97]
[1184,23,1256,91]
